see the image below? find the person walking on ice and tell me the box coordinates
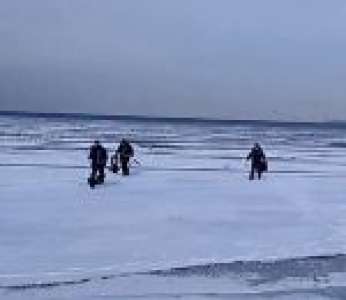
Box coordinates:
[246,143,267,180]
[88,140,108,187]
[115,138,134,176]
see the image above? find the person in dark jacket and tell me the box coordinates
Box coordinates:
[116,139,134,176]
[246,143,267,180]
[89,140,108,183]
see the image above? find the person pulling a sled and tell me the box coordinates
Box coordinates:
[246,143,267,180]
[115,138,134,176]
[88,140,108,185]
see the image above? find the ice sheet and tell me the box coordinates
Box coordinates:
[1,115,346,299]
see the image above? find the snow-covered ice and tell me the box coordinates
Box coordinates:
[1,115,346,299]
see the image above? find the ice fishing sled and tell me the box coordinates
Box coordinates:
[260,160,268,172]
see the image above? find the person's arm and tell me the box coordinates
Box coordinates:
[246,150,252,160]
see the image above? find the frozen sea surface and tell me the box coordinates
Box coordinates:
[1,115,346,299]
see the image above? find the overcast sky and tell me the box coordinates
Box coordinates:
[1,0,346,121]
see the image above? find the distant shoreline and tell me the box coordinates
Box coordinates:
[0,110,345,129]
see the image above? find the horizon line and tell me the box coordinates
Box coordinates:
[0,109,345,126]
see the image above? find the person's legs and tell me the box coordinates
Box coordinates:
[91,163,97,179]
[257,160,265,180]
[121,157,130,176]
[252,162,262,180]
[258,169,262,180]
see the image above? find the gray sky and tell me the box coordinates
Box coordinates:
[1,0,346,121]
